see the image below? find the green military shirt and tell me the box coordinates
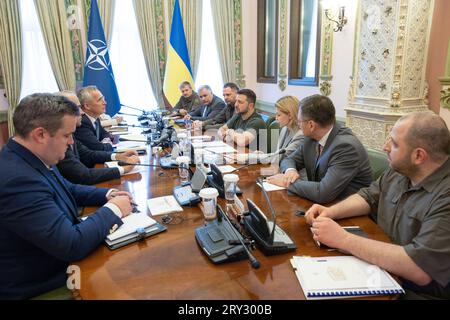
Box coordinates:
[173,92,202,113]
[358,157,450,299]
[226,111,266,150]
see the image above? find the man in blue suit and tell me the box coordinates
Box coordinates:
[74,86,115,151]
[0,94,134,299]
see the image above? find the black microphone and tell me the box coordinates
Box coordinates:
[118,112,141,117]
[152,127,174,146]
[117,161,178,169]
[256,176,277,245]
[218,206,260,269]
[120,104,147,113]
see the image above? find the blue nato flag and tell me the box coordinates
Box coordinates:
[83,0,121,116]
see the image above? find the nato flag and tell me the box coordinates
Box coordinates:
[83,0,121,116]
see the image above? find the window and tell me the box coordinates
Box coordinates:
[195,0,223,96]
[110,0,157,110]
[20,0,59,98]
[257,0,279,83]
[288,0,321,86]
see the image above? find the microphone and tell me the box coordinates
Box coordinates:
[256,176,277,245]
[120,104,147,113]
[117,161,178,169]
[152,127,174,146]
[118,112,141,117]
[218,206,260,269]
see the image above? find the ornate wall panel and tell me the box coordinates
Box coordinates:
[347,0,433,151]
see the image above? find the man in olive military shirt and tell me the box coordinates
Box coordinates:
[218,89,266,150]
[305,111,450,299]
[172,81,202,116]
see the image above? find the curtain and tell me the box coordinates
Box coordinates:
[133,0,167,106]
[0,0,23,136]
[97,0,115,44]
[211,0,237,83]
[34,0,76,91]
[168,0,202,79]
[83,0,115,45]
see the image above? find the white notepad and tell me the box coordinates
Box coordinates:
[257,180,286,191]
[291,256,404,299]
[146,195,183,216]
[104,161,143,176]
[107,213,157,242]
[119,134,148,142]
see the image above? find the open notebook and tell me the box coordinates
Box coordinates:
[291,256,404,299]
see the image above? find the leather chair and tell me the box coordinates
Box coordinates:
[266,116,280,153]
[367,148,389,181]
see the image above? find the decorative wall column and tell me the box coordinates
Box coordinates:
[346,0,434,151]
[319,9,334,96]
[439,39,450,127]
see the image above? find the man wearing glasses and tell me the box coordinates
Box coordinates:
[184,85,225,122]
[267,94,372,204]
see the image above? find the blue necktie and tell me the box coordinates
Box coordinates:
[202,106,208,118]
[94,120,100,139]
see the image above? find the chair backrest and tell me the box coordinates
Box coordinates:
[266,117,280,153]
[366,148,389,181]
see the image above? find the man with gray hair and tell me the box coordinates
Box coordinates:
[0,93,134,299]
[184,85,225,122]
[305,111,450,299]
[57,91,140,185]
[75,86,115,151]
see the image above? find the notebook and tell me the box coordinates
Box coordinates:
[105,213,166,250]
[147,195,184,216]
[291,256,404,299]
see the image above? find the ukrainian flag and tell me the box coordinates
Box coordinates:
[163,0,194,108]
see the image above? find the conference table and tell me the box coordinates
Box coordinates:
[74,132,395,300]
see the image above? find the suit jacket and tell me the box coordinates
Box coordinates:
[74,114,114,151]
[280,124,372,203]
[188,95,225,121]
[0,139,122,299]
[57,139,120,185]
[203,103,235,128]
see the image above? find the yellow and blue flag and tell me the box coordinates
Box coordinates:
[83,0,121,116]
[163,0,194,108]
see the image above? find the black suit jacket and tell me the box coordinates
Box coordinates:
[57,139,120,185]
[188,95,225,121]
[74,114,114,151]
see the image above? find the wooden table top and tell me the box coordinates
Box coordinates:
[75,146,394,300]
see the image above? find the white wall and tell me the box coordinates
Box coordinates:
[242,0,358,118]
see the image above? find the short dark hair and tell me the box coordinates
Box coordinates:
[223,82,239,92]
[237,89,257,105]
[400,111,450,160]
[13,93,80,138]
[179,81,192,89]
[299,94,335,127]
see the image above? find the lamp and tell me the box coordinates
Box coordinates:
[325,6,347,32]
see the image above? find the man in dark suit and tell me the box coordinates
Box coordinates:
[0,93,134,299]
[184,85,225,122]
[57,91,140,185]
[267,94,372,204]
[74,86,115,151]
[201,82,239,130]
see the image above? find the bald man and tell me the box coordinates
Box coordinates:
[305,111,450,300]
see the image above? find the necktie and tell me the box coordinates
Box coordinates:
[94,120,100,139]
[202,106,208,118]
